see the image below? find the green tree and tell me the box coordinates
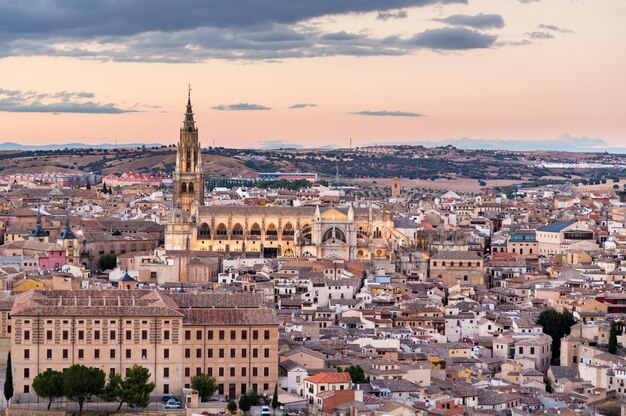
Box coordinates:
[101,366,155,412]
[99,254,117,270]
[609,321,618,354]
[271,383,280,413]
[238,394,251,414]
[32,369,64,409]
[86,180,91,190]
[63,364,106,415]
[537,309,576,361]
[247,389,260,406]
[102,183,108,193]
[345,365,367,383]
[227,399,237,414]
[4,351,13,402]
[100,373,124,412]
[191,374,217,401]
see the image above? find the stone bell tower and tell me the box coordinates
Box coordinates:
[173,85,205,213]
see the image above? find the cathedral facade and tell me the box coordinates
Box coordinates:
[165,93,394,261]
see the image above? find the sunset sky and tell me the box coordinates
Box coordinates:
[0,0,624,150]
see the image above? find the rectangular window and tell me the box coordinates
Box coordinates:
[219,330,225,340]
[164,330,170,340]
[46,330,53,340]
[242,330,247,340]
[164,368,169,378]
[264,330,270,340]
[46,349,52,359]
[142,330,148,340]
[253,348,258,358]
[252,367,258,377]
[242,349,247,358]
[230,330,236,340]
[78,330,84,340]
[185,330,191,340]
[208,330,214,340]
[264,367,269,377]
[219,367,224,377]
[253,330,258,340]
[63,330,69,340]
[242,367,247,377]
[264,348,270,358]
[24,368,30,379]
[110,330,116,340]
[230,367,235,377]
[141,349,147,359]
[185,348,191,359]
[24,330,30,340]
[185,367,190,377]
[197,349,202,358]
[197,330,202,340]
[24,349,30,359]
[63,349,68,359]
[230,349,236,359]
[95,349,100,359]
[208,349,213,358]
[78,349,84,359]
[126,330,132,340]
[110,349,116,359]
[164,348,169,359]
[94,330,101,340]
[126,349,131,359]
[219,349,224,358]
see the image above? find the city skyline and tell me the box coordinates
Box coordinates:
[0,0,624,150]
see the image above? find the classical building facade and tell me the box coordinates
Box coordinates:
[10,290,278,399]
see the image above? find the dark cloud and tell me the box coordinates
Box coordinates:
[0,0,515,62]
[527,31,554,39]
[352,110,424,117]
[289,103,318,109]
[406,27,497,50]
[377,10,408,21]
[0,88,135,113]
[432,13,505,29]
[211,103,271,111]
[538,24,574,33]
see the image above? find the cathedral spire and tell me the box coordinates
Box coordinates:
[183,83,196,131]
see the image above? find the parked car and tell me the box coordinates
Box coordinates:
[261,406,271,416]
[162,396,177,404]
[165,399,183,409]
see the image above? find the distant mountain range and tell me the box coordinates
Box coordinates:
[0,142,164,151]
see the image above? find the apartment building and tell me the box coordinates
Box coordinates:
[10,290,278,399]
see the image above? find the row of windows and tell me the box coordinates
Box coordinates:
[97,243,154,254]
[183,366,270,378]
[24,347,172,361]
[184,347,270,359]
[184,329,271,341]
[432,261,479,267]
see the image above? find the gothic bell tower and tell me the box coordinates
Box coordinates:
[173,85,205,213]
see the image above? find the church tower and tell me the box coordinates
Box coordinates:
[173,86,205,213]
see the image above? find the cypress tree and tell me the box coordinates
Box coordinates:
[4,351,13,402]
[609,321,618,354]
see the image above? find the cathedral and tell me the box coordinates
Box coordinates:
[165,92,395,261]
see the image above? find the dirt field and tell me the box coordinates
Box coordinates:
[350,177,524,193]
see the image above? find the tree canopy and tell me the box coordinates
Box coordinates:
[4,351,13,402]
[63,365,106,415]
[101,365,155,412]
[609,320,618,354]
[32,369,64,409]
[537,309,576,361]
[191,373,217,401]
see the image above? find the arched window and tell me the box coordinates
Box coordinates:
[232,223,244,236]
[188,182,194,193]
[266,223,278,236]
[301,224,312,243]
[216,223,227,236]
[181,182,187,193]
[373,227,382,239]
[198,223,211,239]
[283,222,294,236]
[323,227,346,243]
[250,223,261,236]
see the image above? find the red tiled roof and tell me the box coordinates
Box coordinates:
[305,372,352,384]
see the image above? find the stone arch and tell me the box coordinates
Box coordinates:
[301,223,312,243]
[216,223,227,237]
[250,223,261,236]
[198,223,211,239]
[266,223,278,236]
[188,182,194,193]
[232,223,244,236]
[323,227,346,243]
[282,222,294,236]
[181,182,187,193]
